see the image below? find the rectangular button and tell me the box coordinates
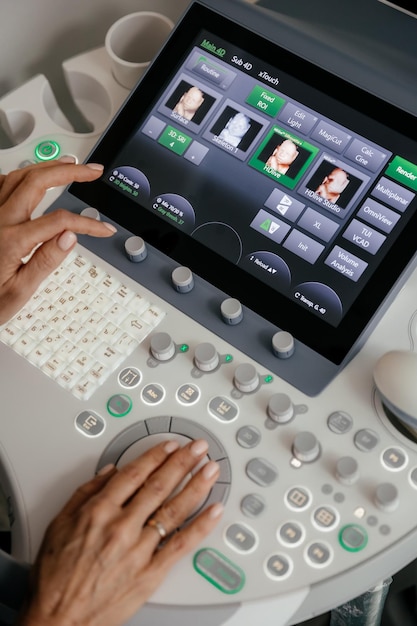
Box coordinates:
[371,176,415,212]
[343,219,386,254]
[297,207,339,242]
[311,121,352,153]
[264,189,304,221]
[246,85,285,117]
[356,198,400,233]
[385,156,417,191]
[278,102,318,134]
[283,229,325,263]
[250,209,291,244]
[325,245,368,281]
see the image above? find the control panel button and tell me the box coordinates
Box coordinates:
[75,410,105,437]
[220,298,243,325]
[305,542,333,568]
[125,236,148,262]
[234,363,259,393]
[241,493,265,517]
[292,431,321,463]
[225,523,258,553]
[278,521,305,546]
[265,553,293,580]
[236,425,261,448]
[272,330,295,359]
[177,384,200,405]
[150,332,176,361]
[193,548,245,594]
[80,207,100,220]
[107,394,132,417]
[35,140,60,161]
[246,458,278,486]
[209,397,239,422]
[268,393,294,423]
[172,266,194,292]
[194,342,219,372]
[339,525,368,552]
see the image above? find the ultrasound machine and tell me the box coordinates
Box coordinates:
[0,0,416,623]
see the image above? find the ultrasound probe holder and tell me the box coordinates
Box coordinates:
[0,0,416,624]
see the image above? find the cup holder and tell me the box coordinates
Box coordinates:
[63,71,113,134]
[0,109,35,149]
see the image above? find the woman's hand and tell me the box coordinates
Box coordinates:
[0,160,116,324]
[19,439,223,626]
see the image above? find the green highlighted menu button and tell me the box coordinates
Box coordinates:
[246,85,284,117]
[386,156,417,192]
[158,125,192,155]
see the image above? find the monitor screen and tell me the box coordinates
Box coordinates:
[70,0,417,368]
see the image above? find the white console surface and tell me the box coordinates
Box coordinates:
[0,1,417,625]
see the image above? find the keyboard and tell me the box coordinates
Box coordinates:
[0,249,165,400]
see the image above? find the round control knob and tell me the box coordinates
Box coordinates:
[336,456,359,485]
[150,332,176,361]
[125,236,148,262]
[374,482,399,513]
[272,331,295,359]
[267,393,294,424]
[220,298,243,325]
[172,266,194,293]
[292,431,321,463]
[81,206,100,220]
[234,363,259,393]
[194,343,219,372]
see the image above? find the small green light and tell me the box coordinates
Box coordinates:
[180,344,189,353]
[264,375,273,384]
[225,354,233,363]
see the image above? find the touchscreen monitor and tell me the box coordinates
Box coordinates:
[69,0,417,390]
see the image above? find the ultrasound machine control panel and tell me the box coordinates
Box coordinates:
[0,1,417,624]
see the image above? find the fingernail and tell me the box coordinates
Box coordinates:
[57,231,77,251]
[97,463,115,476]
[86,163,104,171]
[202,461,219,480]
[59,155,77,164]
[190,439,209,457]
[164,440,180,454]
[103,222,117,233]
[208,503,224,520]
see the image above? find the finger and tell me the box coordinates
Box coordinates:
[0,162,104,224]
[10,208,116,259]
[0,159,74,204]
[141,459,220,551]
[98,440,181,507]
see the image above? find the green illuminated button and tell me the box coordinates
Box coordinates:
[107,394,132,417]
[385,156,417,191]
[158,125,192,155]
[339,524,368,552]
[194,548,245,594]
[246,85,285,117]
[35,140,61,161]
